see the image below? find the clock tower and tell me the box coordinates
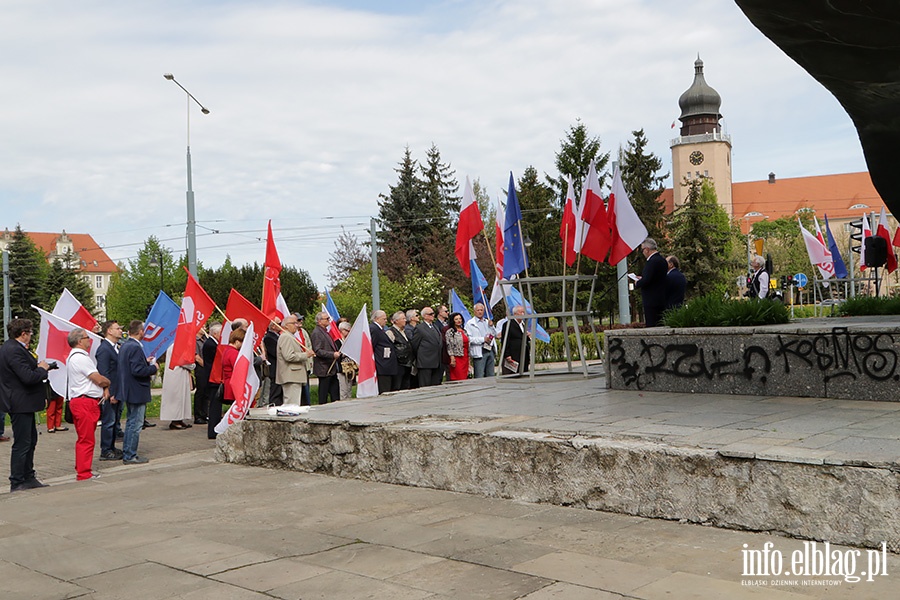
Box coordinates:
[671,57,733,215]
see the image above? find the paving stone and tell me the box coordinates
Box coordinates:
[513,550,673,595]
[633,571,812,599]
[0,559,90,600]
[389,557,551,599]
[518,581,623,599]
[300,542,442,579]
[269,569,436,600]
[0,531,140,581]
[74,562,210,600]
[211,557,331,591]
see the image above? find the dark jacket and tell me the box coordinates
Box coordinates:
[665,268,687,310]
[501,319,531,374]
[310,325,339,377]
[95,338,119,399]
[386,325,413,367]
[370,323,398,376]
[117,337,158,405]
[411,322,443,369]
[635,252,668,310]
[200,336,218,386]
[262,330,279,382]
[0,339,49,414]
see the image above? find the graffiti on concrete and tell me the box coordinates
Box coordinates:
[609,327,898,389]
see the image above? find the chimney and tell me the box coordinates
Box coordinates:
[768,172,776,184]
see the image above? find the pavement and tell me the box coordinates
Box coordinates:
[0,372,898,599]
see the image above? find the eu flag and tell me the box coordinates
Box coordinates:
[449,289,472,324]
[470,259,493,321]
[824,215,848,279]
[502,172,528,279]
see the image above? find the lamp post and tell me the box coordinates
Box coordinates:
[163,73,209,278]
[148,251,165,293]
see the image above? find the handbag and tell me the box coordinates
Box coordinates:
[64,401,74,424]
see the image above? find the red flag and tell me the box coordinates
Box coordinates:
[35,307,102,397]
[860,212,872,271]
[560,176,577,267]
[215,322,261,434]
[876,207,897,273]
[607,164,648,265]
[53,288,97,331]
[170,269,217,367]
[208,317,232,385]
[495,198,505,279]
[261,220,284,319]
[577,160,611,263]
[225,289,269,350]
[894,225,900,249]
[455,177,484,276]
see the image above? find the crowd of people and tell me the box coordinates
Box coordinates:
[0,301,535,490]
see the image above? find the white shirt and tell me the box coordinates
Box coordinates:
[465,316,496,358]
[67,348,103,399]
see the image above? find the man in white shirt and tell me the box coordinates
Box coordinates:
[465,303,496,378]
[66,328,110,481]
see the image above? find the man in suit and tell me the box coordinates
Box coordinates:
[311,311,341,404]
[634,237,668,327]
[501,305,531,375]
[262,318,283,406]
[96,320,123,461]
[118,320,158,465]
[411,306,443,387]
[0,318,51,491]
[370,310,398,394]
[202,322,221,437]
[665,255,687,311]
[276,315,314,405]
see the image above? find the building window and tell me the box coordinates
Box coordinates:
[95,275,103,289]
[83,275,90,283]
[96,295,106,308]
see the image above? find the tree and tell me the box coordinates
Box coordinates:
[516,166,563,314]
[105,237,182,324]
[6,225,49,323]
[199,258,318,318]
[377,147,425,274]
[329,266,443,322]
[420,143,460,231]
[620,129,668,243]
[668,178,740,298]
[751,212,821,291]
[327,226,368,287]
[44,249,96,315]
[546,119,610,207]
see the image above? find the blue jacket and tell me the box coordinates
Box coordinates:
[117,338,158,405]
[95,339,119,400]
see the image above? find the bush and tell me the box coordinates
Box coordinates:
[837,296,900,316]
[663,295,790,328]
[534,331,603,363]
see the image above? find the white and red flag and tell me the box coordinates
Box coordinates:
[876,207,897,273]
[170,269,217,367]
[339,305,377,398]
[893,224,900,249]
[262,221,290,320]
[860,212,872,271]
[799,219,832,275]
[606,164,648,265]
[53,288,97,331]
[812,216,835,280]
[214,322,260,434]
[489,198,506,308]
[455,176,484,276]
[560,175,578,267]
[35,306,102,397]
[576,160,611,263]
[225,289,269,351]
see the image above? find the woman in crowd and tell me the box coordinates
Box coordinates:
[337,321,357,400]
[445,312,469,381]
[208,328,243,439]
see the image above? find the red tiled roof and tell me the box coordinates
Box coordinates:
[22,231,118,273]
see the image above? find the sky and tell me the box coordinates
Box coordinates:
[1,0,868,290]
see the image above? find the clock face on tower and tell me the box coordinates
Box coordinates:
[689,150,705,166]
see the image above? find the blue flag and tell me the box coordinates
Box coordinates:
[824,214,848,279]
[470,259,493,321]
[142,291,181,359]
[504,286,550,343]
[450,289,472,324]
[502,171,528,279]
[324,288,341,321]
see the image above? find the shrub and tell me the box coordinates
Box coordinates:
[663,295,790,328]
[837,296,900,316]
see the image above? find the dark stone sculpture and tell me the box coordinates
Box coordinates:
[735,1,900,217]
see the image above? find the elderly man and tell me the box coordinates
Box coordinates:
[96,320,123,461]
[411,306,443,387]
[370,310,398,394]
[262,318,283,406]
[465,303,496,378]
[386,311,413,390]
[0,318,51,491]
[118,320,158,465]
[277,314,314,405]
[747,255,770,300]
[202,322,222,439]
[634,237,668,327]
[311,311,341,404]
[501,305,531,375]
[66,327,110,481]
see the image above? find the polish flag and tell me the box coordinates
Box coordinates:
[208,317,232,385]
[607,164,648,265]
[53,288,97,331]
[170,269,217,367]
[455,177,484,276]
[893,225,900,249]
[323,289,342,342]
[576,160,611,263]
[560,175,578,267]
[495,197,505,278]
[876,207,897,273]
[215,322,260,434]
[225,289,269,350]
[339,305,377,398]
[35,306,102,397]
[812,216,835,279]
[800,219,832,275]
[860,212,872,271]
[262,221,289,320]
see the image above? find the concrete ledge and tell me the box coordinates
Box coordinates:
[216,416,900,551]
[605,317,900,401]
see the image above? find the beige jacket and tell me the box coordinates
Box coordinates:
[275,331,310,385]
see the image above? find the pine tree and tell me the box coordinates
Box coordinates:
[6,225,49,323]
[44,249,96,315]
[620,129,668,243]
[420,143,460,231]
[516,166,561,313]
[546,119,610,207]
[377,147,424,271]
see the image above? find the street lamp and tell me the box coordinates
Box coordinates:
[163,73,209,278]
[148,251,165,292]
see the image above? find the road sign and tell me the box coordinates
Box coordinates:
[793,273,808,288]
